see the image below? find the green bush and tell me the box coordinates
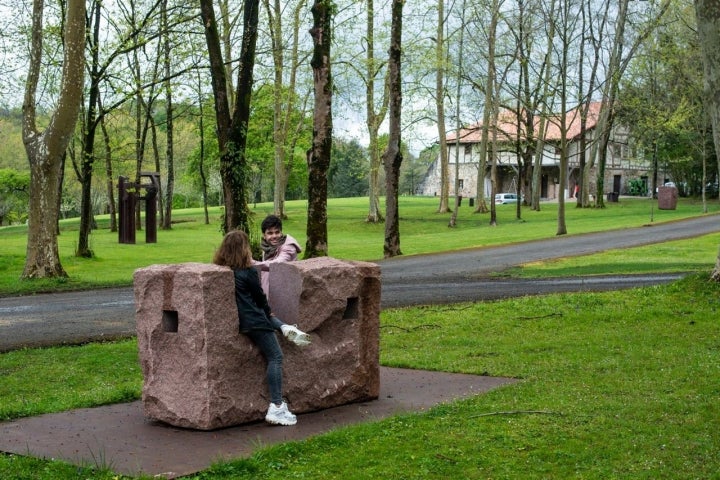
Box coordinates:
[628,177,648,196]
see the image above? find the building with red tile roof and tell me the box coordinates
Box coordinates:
[418,102,667,202]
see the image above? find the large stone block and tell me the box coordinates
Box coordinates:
[658,186,678,210]
[134,259,380,430]
[268,257,381,410]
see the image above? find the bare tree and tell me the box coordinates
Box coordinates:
[305,0,333,258]
[383,0,403,257]
[21,0,85,278]
[589,0,671,208]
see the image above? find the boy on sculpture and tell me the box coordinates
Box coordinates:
[254,214,302,301]
[213,230,311,426]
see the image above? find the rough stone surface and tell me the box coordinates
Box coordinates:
[268,257,382,411]
[658,186,678,210]
[134,259,380,430]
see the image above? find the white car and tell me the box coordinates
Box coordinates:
[495,193,519,204]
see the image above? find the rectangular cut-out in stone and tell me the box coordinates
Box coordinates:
[134,258,381,430]
[344,297,359,320]
[161,310,178,332]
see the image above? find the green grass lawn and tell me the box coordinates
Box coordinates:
[1,274,719,479]
[1,195,719,296]
[1,195,720,478]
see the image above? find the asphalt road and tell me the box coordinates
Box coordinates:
[1,214,717,352]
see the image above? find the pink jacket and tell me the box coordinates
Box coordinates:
[254,234,302,302]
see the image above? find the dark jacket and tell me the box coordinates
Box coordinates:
[232,267,274,332]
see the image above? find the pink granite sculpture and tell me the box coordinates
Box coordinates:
[134,258,380,430]
[657,185,678,210]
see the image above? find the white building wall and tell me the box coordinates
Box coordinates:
[420,143,559,198]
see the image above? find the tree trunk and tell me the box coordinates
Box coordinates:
[695,0,720,281]
[162,0,174,230]
[592,0,670,208]
[200,0,229,224]
[201,0,257,234]
[435,0,450,213]
[219,0,236,110]
[226,0,258,233]
[76,0,103,258]
[383,0,403,258]
[517,0,535,210]
[98,100,117,232]
[149,116,164,229]
[532,0,556,212]
[268,0,288,218]
[474,38,493,216]
[556,2,570,235]
[365,0,388,224]
[481,0,499,222]
[579,0,608,208]
[366,133,384,223]
[305,0,333,258]
[133,44,154,232]
[489,100,499,227]
[449,0,467,228]
[22,0,85,278]
[266,0,307,220]
[56,152,66,234]
[197,73,210,225]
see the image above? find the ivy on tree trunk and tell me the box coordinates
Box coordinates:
[200,0,257,234]
[305,0,333,258]
[383,0,403,258]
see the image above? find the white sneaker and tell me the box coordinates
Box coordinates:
[265,402,297,426]
[281,324,311,347]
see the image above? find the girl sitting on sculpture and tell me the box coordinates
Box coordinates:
[213,229,310,426]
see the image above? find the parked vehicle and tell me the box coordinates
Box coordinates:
[495,193,519,204]
[706,182,718,196]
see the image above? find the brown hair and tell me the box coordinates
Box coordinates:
[213,230,254,269]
